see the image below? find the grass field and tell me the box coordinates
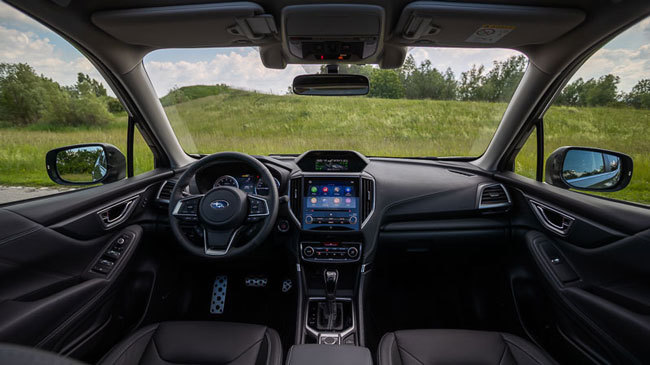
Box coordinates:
[1,86,648,204]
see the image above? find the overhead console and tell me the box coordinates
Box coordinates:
[281,5,385,63]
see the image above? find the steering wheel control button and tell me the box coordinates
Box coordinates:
[303,246,315,257]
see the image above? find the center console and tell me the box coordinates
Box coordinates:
[289,151,375,347]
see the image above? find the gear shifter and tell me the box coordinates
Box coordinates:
[324,269,338,321]
[318,269,338,330]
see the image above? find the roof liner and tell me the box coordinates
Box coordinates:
[7,0,650,74]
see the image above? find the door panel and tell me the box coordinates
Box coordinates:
[499,172,650,364]
[0,169,171,354]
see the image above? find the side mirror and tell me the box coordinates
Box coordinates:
[46,143,126,185]
[545,146,633,192]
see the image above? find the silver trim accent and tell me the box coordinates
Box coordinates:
[96,195,140,229]
[360,173,376,229]
[203,226,244,256]
[304,297,356,342]
[476,183,512,210]
[528,199,575,237]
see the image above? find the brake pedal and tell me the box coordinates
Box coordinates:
[245,276,268,288]
[210,275,227,314]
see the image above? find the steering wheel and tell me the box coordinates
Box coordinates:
[168,152,279,258]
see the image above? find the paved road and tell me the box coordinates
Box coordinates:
[0,186,74,204]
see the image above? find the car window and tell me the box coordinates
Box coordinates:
[0,2,153,204]
[515,17,649,205]
[144,47,527,158]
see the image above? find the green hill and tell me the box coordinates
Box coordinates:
[0,84,648,204]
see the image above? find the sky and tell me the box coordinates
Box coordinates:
[1,1,648,97]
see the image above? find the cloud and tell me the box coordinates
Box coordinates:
[572,45,649,92]
[0,24,101,87]
[145,49,308,96]
[407,47,521,75]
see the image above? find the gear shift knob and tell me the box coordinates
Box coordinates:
[324,269,338,300]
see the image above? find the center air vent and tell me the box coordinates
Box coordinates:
[361,176,375,225]
[289,176,303,225]
[157,180,176,203]
[478,183,511,210]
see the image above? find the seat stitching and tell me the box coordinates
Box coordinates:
[224,337,264,364]
[150,332,264,365]
[502,335,544,365]
[102,325,157,365]
[394,334,425,365]
[498,341,508,365]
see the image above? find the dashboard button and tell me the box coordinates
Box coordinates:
[303,246,315,257]
[305,215,314,224]
[349,216,358,224]
[347,247,359,258]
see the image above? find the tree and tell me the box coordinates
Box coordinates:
[0,63,50,125]
[625,79,650,109]
[368,69,404,99]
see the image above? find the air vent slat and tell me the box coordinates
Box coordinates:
[478,184,510,209]
[157,180,175,202]
[289,177,302,224]
[361,177,375,224]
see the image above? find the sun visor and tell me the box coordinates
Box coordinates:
[393,1,585,48]
[281,4,385,63]
[92,2,277,48]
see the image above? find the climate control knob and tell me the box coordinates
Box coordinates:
[347,247,359,259]
[303,246,315,257]
[349,216,358,224]
[305,215,314,224]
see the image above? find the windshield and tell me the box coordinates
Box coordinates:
[144,47,527,157]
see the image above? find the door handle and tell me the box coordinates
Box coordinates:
[97,195,140,229]
[529,200,575,236]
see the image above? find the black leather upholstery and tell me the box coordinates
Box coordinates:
[99,321,282,365]
[286,344,372,365]
[378,329,556,365]
[0,343,86,365]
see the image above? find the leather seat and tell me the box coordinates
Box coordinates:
[99,321,282,365]
[378,329,556,365]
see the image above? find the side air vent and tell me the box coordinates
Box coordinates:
[478,183,511,210]
[361,176,375,225]
[289,177,302,224]
[157,180,176,203]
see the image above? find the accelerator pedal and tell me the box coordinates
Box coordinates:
[210,275,227,314]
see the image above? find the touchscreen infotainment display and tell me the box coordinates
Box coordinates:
[303,178,360,230]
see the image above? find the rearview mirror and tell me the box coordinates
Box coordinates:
[292,74,369,96]
[545,147,633,192]
[46,143,126,185]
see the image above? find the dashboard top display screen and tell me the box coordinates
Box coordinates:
[315,158,349,172]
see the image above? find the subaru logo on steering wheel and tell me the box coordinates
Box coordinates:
[210,200,229,209]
